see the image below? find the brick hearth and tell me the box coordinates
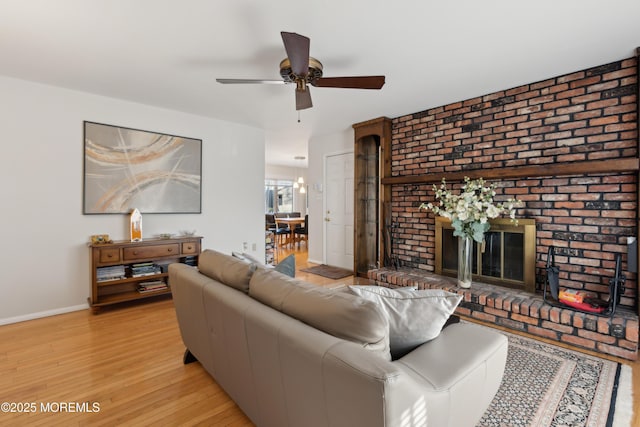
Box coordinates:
[368,268,639,361]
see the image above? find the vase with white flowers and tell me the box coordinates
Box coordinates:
[420,176,522,288]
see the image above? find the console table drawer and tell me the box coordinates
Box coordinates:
[99,248,121,263]
[123,243,180,260]
[182,242,199,254]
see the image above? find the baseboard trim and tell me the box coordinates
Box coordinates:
[307,258,324,265]
[0,303,88,326]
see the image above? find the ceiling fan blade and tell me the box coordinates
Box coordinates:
[296,88,313,110]
[312,76,385,89]
[216,78,287,85]
[281,32,310,77]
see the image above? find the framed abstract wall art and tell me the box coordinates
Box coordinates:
[83,121,202,214]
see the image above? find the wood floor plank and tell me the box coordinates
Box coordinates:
[0,246,636,426]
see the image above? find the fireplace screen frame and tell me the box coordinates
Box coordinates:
[435,217,536,293]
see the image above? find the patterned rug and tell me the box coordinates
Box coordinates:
[477,331,633,427]
[300,264,353,279]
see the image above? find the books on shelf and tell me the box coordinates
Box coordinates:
[182,256,197,266]
[130,262,162,277]
[97,262,166,282]
[156,262,171,273]
[132,262,155,267]
[96,265,126,282]
[137,280,168,294]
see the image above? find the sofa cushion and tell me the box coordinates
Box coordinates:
[249,268,391,359]
[198,249,256,293]
[349,285,462,359]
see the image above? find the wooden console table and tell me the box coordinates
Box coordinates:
[89,236,202,313]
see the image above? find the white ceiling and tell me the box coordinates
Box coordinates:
[1,1,639,167]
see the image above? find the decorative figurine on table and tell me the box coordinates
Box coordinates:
[90,234,112,244]
[130,208,142,242]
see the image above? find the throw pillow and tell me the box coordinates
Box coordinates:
[348,285,462,359]
[237,251,295,277]
[273,253,295,277]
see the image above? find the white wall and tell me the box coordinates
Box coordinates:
[307,128,354,264]
[264,164,308,214]
[0,75,265,324]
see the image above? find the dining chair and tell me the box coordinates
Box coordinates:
[294,214,308,247]
[274,217,291,247]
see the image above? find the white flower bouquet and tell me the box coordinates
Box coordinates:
[420,177,522,243]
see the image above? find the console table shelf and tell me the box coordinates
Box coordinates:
[93,287,173,306]
[96,272,169,286]
[89,236,202,313]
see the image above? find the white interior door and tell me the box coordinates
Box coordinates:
[324,152,354,270]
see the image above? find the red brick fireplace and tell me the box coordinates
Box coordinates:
[366,50,640,360]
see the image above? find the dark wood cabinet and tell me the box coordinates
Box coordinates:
[89,236,202,312]
[353,117,392,277]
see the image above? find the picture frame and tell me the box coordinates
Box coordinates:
[83,121,202,214]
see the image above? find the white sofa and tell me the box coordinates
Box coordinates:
[170,249,508,427]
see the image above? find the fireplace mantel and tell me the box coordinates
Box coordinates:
[381,158,639,186]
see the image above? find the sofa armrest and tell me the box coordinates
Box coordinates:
[169,263,218,373]
[396,323,508,427]
[322,341,428,427]
[398,323,506,390]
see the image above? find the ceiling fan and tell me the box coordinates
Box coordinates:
[216,31,385,111]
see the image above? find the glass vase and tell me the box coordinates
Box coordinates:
[458,236,473,288]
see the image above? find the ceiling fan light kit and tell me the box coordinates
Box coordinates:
[216,32,385,111]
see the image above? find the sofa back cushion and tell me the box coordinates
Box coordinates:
[198,249,256,293]
[249,267,390,359]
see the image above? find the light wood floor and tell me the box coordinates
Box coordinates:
[0,247,637,426]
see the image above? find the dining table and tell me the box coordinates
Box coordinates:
[275,217,306,248]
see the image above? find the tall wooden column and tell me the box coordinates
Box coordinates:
[352,117,392,277]
[636,47,640,316]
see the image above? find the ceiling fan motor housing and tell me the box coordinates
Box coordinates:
[279,57,323,84]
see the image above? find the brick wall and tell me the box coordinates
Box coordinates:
[389,57,638,310]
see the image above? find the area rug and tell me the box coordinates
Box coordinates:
[477,330,633,427]
[300,264,353,279]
